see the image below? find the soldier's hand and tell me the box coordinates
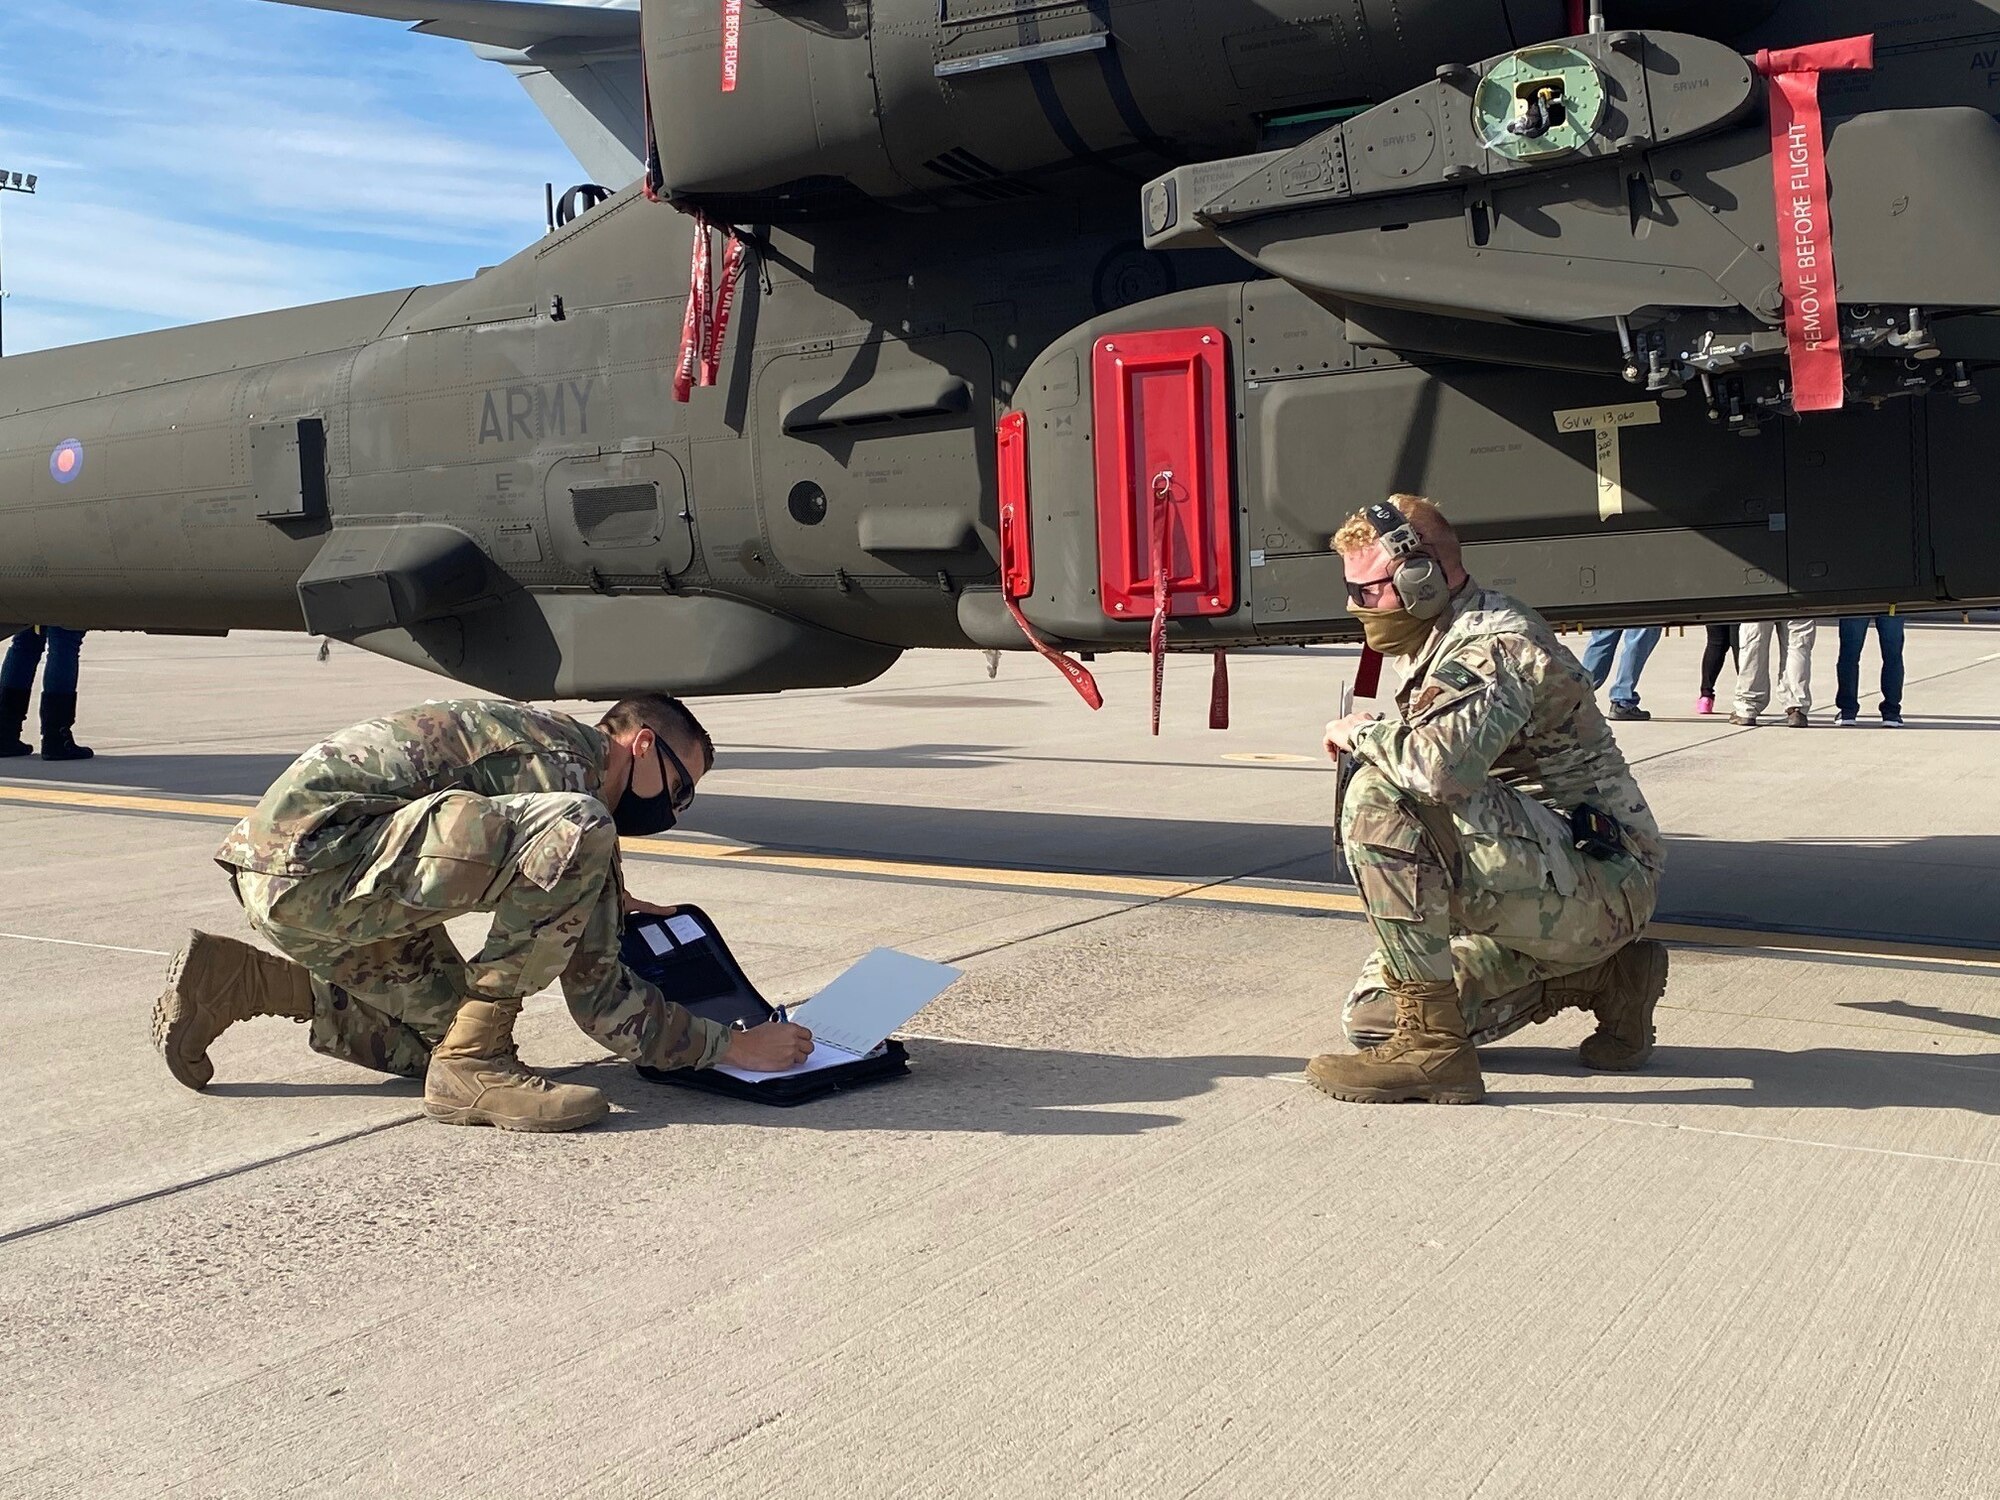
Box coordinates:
[1324,711,1383,758]
[721,1021,815,1071]
[624,896,683,918]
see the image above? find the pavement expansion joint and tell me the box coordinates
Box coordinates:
[0,1114,424,1250]
[1514,1106,2000,1171]
[0,930,173,958]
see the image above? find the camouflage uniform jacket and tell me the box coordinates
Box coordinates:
[1348,581,1666,872]
[217,700,609,877]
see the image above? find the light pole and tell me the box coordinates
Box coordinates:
[0,168,41,358]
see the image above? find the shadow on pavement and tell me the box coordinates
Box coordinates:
[1839,999,2000,1038]
[1489,1042,2000,1115]
[11,757,2000,948]
[1,753,292,798]
[593,1043,1302,1137]
[1655,832,2000,952]
[683,794,1327,879]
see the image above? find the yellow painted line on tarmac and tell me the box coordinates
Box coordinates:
[6,780,2000,969]
[620,834,1217,901]
[0,783,253,821]
[1641,921,2000,969]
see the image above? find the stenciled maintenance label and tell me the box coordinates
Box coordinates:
[1553,401,1661,521]
[477,379,595,446]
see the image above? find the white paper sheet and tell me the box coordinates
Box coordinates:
[666,914,705,945]
[712,1040,887,1084]
[641,924,673,955]
[783,948,962,1059]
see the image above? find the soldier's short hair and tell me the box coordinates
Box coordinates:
[599,695,715,773]
[1331,493,1462,573]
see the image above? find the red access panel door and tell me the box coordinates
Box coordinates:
[1091,328,1235,621]
[996,410,1032,600]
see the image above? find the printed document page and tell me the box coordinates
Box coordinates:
[786,948,962,1059]
[712,1041,887,1085]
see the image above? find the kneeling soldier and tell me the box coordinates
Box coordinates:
[1315,496,1669,1105]
[153,696,811,1131]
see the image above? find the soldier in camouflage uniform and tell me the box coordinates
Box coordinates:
[152,696,812,1131]
[1312,496,1670,1105]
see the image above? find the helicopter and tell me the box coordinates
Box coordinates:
[4,0,1998,715]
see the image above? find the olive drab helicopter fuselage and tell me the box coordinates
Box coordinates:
[5,0,2000,706]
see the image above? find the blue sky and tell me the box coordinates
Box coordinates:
[0,0,635,354]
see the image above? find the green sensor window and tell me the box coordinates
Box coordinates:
[1474,44,1607,160]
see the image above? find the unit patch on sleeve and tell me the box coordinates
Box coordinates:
[1432,661,1482,693]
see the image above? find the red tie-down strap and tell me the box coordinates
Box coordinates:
[1754,35,1875,413]
[996,412,1103,710]
[702,232,748,387]
[1354,645,1384,700]
[671,211,749,404]
[1148,472,1231,732]
[1149,473,1172,736]
[1003,599,1105,709]
[639,3,748,399]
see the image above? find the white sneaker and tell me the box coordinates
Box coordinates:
[1834,714,1857,727]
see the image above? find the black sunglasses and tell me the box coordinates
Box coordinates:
[1346,573,1397,604]
[649,736,698,813]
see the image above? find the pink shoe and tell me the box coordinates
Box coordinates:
[1695,695,1715,716]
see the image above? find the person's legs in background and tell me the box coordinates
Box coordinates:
[1698,624,1732,714]
[1607,626,1663,719]
[1733,621,1775,724]
[1776,619,1817,727]
[1581,629,1620,690]
[36,627,91,761]
[39,627,81,694]
[0,629,47,757]
[1876,614,1905,724]
[1834,616,1868,724]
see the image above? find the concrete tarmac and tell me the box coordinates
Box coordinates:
[3,624,1998,1499]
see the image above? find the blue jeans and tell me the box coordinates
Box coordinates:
[1581,627,1662,708]
[1,627,84,695]
[1834,615,1904,720]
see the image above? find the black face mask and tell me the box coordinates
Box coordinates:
[613,745,680,837]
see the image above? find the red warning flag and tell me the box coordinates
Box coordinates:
[1754,36,1875,412]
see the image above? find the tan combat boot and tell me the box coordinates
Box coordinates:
[1461,940,1670,1068]
[153,930,314,1090]
[1573,939,1669,1070]
[422,1000,609,1133]
[1308,980,1484,1105]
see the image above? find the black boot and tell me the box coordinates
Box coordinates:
[0,687,30,757]
[39,691,93,761]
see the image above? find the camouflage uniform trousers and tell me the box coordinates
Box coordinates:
[1340,764,1660,1045]
[231,789,700,1077]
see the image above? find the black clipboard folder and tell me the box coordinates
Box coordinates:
[621,905,910,1106]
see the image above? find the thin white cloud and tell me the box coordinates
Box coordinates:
[4,0,601,353]
[8,202,413,327]
[113,104,558,244]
